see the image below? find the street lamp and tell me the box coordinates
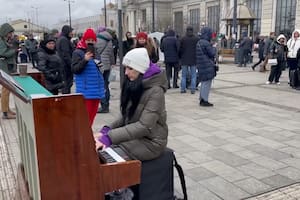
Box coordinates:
[31,6,39,32]
[64,0,74,27]
[117,0,124,87]
[232,0,237,38]
[152,0,155,32]
[104,0,107,27]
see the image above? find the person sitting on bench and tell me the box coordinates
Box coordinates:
[95,48,168,161]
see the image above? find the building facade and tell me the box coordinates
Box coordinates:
[54,3,118,35]
[122,0,300,38]
[10,19,48,39]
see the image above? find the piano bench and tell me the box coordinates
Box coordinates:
[131,148,174,200]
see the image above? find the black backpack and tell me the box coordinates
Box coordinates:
[131,148,188,200]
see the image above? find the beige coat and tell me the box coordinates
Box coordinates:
[108,70,168,161]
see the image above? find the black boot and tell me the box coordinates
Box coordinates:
[97,106,109,113]
[200,100,213,107]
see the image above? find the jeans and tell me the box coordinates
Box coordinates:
[181,65,196,92]
[199,79,212,102]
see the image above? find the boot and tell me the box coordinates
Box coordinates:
[200,100,213,107]
[97,106,109,113]
[2,112,16,119]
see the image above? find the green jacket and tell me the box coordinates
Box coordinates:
[108,70,169,161]
[0,23,15,73]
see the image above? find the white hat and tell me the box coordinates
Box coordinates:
[122,48,150,74]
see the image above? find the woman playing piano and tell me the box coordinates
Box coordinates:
[95,48,168,161]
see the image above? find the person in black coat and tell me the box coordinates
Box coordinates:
[238,32,253,67]
[37,36,65,95]
[179,26,199,94]
[160,29,180,88]
[251,36,265,70]
[56,25,74,94]
[196,26,217,107]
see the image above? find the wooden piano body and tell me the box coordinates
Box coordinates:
[0,71,141,200]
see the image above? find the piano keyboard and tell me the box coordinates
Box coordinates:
[98,147,131,163]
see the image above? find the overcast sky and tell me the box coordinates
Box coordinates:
[0,0,109,28]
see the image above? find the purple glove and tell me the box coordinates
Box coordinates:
[100,126,111,135]
[98,126,112,147]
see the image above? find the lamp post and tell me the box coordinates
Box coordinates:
[104,0,107,27]
[232,0,237,38]
[64,0,74,27]
[31,6,39,32]
[152,0,155,32]
[118,0,124,87]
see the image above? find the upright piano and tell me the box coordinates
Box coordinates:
[0,70,141,200]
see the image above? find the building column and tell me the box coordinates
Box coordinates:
[295,0,300,28]
[261,0,275,35]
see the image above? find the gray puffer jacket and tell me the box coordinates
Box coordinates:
[108,70,168,161]
[95,31,114,71]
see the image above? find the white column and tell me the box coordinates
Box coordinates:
[271,0,277,32]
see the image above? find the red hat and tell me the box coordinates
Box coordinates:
[82,28,97,41]
[136,32,148,40]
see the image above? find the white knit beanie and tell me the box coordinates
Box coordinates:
[122,48,150,74]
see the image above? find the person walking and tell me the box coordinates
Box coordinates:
[266,34,288,85]
[196,26,217,107]
[261,32,276,72]
[160,29,180,89]
[179,26,199,94]
[56,25,74,94]
[251,36,265,71]
[71,28,105,126]
[95,27,114,114]
[0,23,18,119]
[237,32,253,67]
[37,35,65,95]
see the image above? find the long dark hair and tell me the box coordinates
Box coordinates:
[120,74,144,120]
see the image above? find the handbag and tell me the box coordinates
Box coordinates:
[268,58,278,66]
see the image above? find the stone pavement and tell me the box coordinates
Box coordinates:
[1,58,300,200]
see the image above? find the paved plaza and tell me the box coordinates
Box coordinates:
[1,57,300,200]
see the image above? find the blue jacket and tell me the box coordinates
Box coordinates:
[196,27,216,81]
[72,49,105,99]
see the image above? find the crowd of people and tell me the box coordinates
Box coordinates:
[1,21,300,120]
[1,21,300,199]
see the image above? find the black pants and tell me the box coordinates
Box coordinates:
[268,63,283,83]
[30,52,38,68]
[101,69,110,109]
[61,66,73,94]
[165,62,179,88]
[252,58,264,69]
